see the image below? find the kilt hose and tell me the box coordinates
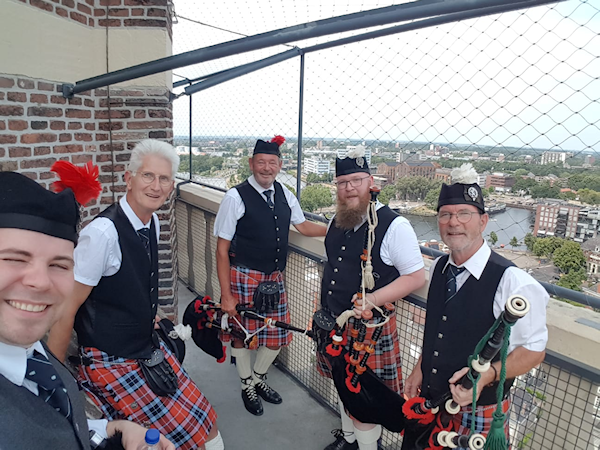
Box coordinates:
[401,398,511,450]
[316,314,403,395]
[220,265,292,348]
[78,340,217,449]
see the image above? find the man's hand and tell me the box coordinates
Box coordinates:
[448,367,480,407]
[107,421,175,450]
[154,314,161,330]
[351,293,376,318]
[220,292,239,317]
[404,364,423,399]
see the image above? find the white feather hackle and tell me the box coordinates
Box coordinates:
[174,323,192,341]
[451,163,478,184]
[346,145,366,159]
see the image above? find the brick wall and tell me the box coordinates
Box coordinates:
[0,74,178,318]
[19,0,173,37]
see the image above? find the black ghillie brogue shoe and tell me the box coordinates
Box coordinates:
[324,429,358,450]
[241,385,263,416]
[253,371,282,404]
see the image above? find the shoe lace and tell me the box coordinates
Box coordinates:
[244,385,259,401]
[331,429,353,440]
[254,371,275,393]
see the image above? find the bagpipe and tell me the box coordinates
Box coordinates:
[402,294,531,450]
[182,294,314,363]
[313,186,411,432]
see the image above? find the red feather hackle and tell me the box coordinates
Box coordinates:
[51,160,102,206]
[270,135,285,146]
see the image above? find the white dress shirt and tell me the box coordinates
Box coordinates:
[328,201,425,276]
[0,340,108,438]
[430,242,549,354]
[74,195,160,287]
[214,175,306,241]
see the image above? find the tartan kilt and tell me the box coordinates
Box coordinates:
[220,265,292,348]
[452,399,511,449]
[400,399,511,450]
[316,313,403,394]
[77,341,217,450]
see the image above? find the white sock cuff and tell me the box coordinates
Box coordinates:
[204,431,224,450]
[354,425,381,446]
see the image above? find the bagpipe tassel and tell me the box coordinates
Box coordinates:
[363,260,375,290]
[483,410,508,450]
[402,397,436,425]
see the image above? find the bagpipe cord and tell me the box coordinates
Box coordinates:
[467,316,514,450]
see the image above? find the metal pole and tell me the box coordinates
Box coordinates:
[296,54,305,202]
[61,0,556,97]
[184,48,302,96]
[189,92,193,181]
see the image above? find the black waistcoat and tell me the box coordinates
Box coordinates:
[75,203,159,359]
[321,205,400,316]
[0,345,90,450]
[421,251,515,405]
[230,180,291,274]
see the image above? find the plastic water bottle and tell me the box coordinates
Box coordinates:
[137,428,160,450]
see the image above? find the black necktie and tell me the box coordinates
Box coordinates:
[262,190,274,209]
[445,264,466,303]
[137,227,151,260]
[25,351,72,421]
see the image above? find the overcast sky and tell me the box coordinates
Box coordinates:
[170,0,599,156]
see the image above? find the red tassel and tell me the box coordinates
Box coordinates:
[345,377,361,393]
[270,135,285,146]
[217,347,227,364]
[51,160,101,206]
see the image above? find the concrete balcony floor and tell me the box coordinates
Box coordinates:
[177,281,340,450]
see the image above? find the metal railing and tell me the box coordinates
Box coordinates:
[175,194,600,450]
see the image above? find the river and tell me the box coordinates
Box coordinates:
[403,207,534,249]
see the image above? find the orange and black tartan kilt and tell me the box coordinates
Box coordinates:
[316,314,403,394]
[220,265,292,348]
[78,341,217,450]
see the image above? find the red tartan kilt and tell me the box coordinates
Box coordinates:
[220,265,292,348]
[78,341,217,450]
[316,313,403,394]
[452,399,511,446]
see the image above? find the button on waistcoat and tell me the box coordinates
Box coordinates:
[230,181,291,274]
[75,204,159,359]
[421,251,515,405]
[322,205,400,316]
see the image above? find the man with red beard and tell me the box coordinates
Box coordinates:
[318,147,425,450]
[214,136,326,416]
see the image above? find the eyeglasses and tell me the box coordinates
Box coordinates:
[335,175,370,190]
[437,210,481,224]
[136,171,173,187]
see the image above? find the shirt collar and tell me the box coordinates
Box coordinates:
[441,240,490,280]
[120,195,152,230]
[248,175,274,194]
[0,340,46,387]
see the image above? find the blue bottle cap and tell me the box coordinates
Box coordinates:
[145,428,160,445]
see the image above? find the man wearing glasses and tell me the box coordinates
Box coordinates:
[319,148,425,450]
[401,164,548,449]
[48,140,224,450]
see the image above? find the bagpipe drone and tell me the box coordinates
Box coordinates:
[402,295,531,450]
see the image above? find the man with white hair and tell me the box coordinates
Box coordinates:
[48,140,224,450]
[401,164,548,449]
